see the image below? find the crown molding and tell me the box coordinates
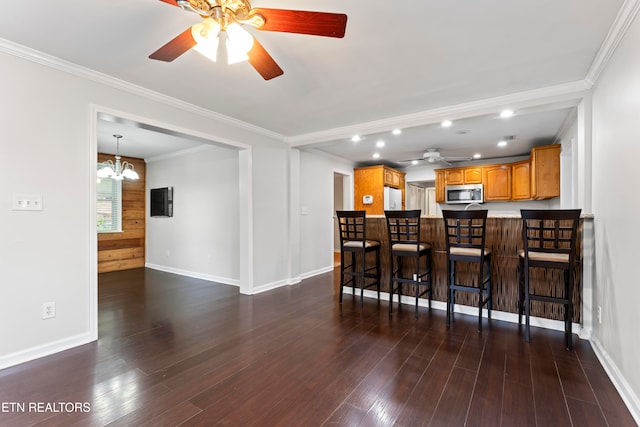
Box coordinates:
[586,0,640,85]
[145,144,222,163]
[287,80,592,147]
[0,38,284,142]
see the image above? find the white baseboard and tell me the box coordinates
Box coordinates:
[145,263,239,287]
[342,286,583,336]
[301,266,334,280]
[590,337,640,425]
[0,332,94,370]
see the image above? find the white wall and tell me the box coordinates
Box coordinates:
[298,150,354,277]
[146,146,240,284]
[0,47,288,368]
[590,10,640,418]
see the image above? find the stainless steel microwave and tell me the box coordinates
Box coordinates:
[445,184,483,204]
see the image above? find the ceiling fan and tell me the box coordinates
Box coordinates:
[402,149,472,166]
[149,0,348,80]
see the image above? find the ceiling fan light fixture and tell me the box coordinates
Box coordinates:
[192,19,254,65]
[192,18,222,62]
[225,23,254,64]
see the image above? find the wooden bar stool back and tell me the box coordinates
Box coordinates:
[384,210,433,318]
[518,209,581,350]
[442,209,492,331]
[336,210,381,307]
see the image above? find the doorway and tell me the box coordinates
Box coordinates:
[333,171,351,267]
[89,106,253,341]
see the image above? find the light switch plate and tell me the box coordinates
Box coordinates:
[12,193,44,211]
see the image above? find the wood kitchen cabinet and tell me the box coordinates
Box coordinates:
[464,167,482,184]
[511,160,531,200]
[444,167,481,185]
[354,165,406,215]
[483,164,512,201]
[433,143,559,203]
[435,170,445,203]
[530,144,560,199]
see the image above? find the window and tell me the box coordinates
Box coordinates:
[96,166,122,233]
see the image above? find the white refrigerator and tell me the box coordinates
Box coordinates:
[383,187,402,210]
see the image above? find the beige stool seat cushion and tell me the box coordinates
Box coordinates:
[518,249,569,263]
[392,242,431,252]
[343,240,380,249]
[449,247,491,257]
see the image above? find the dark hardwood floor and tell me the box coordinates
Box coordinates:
[0,267,636,426]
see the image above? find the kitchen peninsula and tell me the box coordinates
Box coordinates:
[358,214,587,323]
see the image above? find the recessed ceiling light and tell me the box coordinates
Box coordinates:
[500,109,514,118]
[392,129,402,135]
[473,153,482,159]
[351,135,361,142]
[456,129,470,135]
[411,160,419,165]
[376,140,385,148]
[372,152,380,159]
[441,120,453,127]
[497,140,508,147]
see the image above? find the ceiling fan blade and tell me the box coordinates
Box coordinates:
[444,156,472,161]
[149,28,196,62]
[248,38,284,80]
[251,8,347,38]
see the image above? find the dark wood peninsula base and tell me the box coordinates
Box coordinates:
[357,215,584,323]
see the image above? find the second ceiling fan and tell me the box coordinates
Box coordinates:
[150,0,348,80]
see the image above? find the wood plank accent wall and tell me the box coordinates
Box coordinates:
[97,153,146,273]
[359,216,583,322]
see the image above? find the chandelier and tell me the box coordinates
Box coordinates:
[97,134,139,180]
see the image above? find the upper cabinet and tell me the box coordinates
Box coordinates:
[445,167,482,185]
[434,143,560,203]
[482,165,511,201]
[511,160,531,200]
[354,165,406,215]
[530,144,560,200]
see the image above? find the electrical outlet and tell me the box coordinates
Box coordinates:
[42,302,56,319]
[597,305,602,324]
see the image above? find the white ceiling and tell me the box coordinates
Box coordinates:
[0,0,626,165]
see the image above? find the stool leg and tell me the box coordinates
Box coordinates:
[351,252,356,304]
[389,255,395,314]
[525,262,531,343]
[518,257,524,324]
[376,248,381,302]
[566,269,573,350]
[427,251,432,309]
[360,251,366,308]
[339,250,345,304]
[486,257,492,321]
[397,257,404,312]
[447,259,454,325]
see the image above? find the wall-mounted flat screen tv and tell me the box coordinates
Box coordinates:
[150,187,173,217]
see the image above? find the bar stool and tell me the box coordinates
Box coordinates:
[384,210,433,318]
[518,209,581,350]
[442,210,492,331]
[336,210,381,307]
